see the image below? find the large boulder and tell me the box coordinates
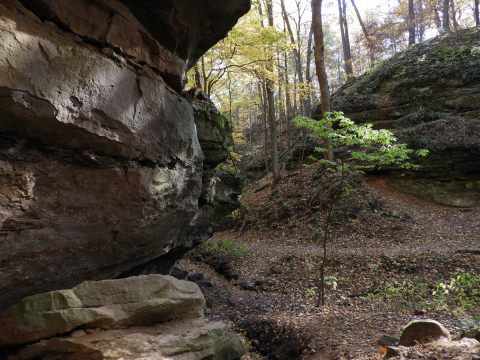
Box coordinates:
[314,29,480,207]
[0,275,245,359]
[0,0,249,310]
[399,319,451,346]
[0,275,204,347]
[9,320,244,360]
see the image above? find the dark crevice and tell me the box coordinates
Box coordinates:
[0,129,185,172]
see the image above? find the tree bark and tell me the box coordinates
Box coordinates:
[280,0,309,115]
[337,0,353,78]
[433,3,442,32]
[265,0,280,184]
[442,0,451,33]
[258,82,269,171]
[194,64,202,89]
[418,0,425,42]
[305,25,314,114]
[277,53,286,135]
[450,0,459,31]
[350,0,375,67]
[311,0,333,161]
[475,0,480,26]
[408,0,416,45]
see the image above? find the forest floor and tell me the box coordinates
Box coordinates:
[179,166,480,359]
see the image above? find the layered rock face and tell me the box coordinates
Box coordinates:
[316,29,480,206]
[0,0,249,310]
[0,275,244,359]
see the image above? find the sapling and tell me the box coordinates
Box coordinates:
[294,111,428,307]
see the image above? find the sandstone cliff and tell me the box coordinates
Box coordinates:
[0,0,249,310]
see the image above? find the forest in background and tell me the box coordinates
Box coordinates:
[187,0,480,178]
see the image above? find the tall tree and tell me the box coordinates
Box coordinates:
[442,0,451,33]
[475,0,480,26]
[450,0,459,31]
[265,0,280,184]
[417,0,425,42]
[311,0,333,162]
[337,0,353,78]
[408,0,416,45]
[280,0,309,115]
[350,0,375,66]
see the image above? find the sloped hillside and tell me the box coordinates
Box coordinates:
[315,28,480,207]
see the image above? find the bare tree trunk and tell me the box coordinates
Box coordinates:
[450,0,459,31]
[280,0,308,115]
[408,0,416,45]
[293,71,298,115]
[277,54,286,135]
[284,51,293,149]
[259,82,269,172]
[266,0,280,184]
[350,0,375,67]
[433,3,442,32]
[475,0,480,26]
[337,0,353,78]
[442,0,451,33]
[311,0,333,161]
[228,75,234,127]
[305,25,314,112]
[194,64,202,89]
[418,0,425,42]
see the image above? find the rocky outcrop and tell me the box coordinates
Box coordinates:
[315,28,480,207]
[0,0,249,310]
[187,90,234,168]
[1,275,245,359]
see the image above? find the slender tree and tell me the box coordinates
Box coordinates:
[265,0,280,184]
[475,0,480,26]
[305,25,314,112]
[450,0,459,31]
[311,0,333,162]
[442,0,451,33]
[417,0,425,42]
[408,0,416,45]
[350,0,375,67]
[337,0,354,78]
[280,0,309,115]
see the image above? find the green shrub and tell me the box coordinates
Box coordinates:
[433,271,480,311]
[459,316,480,340]
[363,271,480,312]
[202,238,249,261]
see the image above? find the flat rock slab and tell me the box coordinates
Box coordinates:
[9,319,245,360]
[399,319,451,346]
[386,337,479,359]
[0,275,205,346]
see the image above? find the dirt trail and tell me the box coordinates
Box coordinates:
[181,170,480,359]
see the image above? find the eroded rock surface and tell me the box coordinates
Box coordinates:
[10,320,244,360]
[0,0,249,310]
[1,275,244,360]
[0,275,204,346]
